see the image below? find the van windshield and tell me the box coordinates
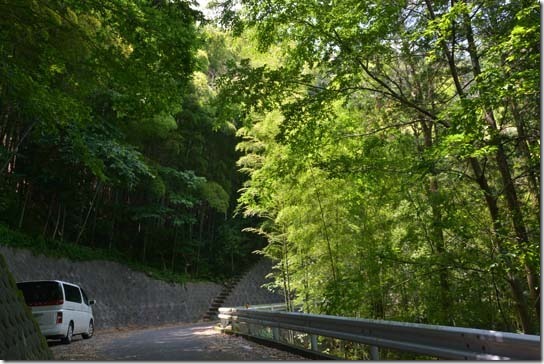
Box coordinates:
[16,281,63,306]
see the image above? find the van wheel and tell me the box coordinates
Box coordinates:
[62,322,74,344]
[82,320,94,339]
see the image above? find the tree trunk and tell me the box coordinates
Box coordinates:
[462,12,539,326]
[281,239,293,312]
[42,194,55,237]
[230,249,234,274]
[509,100,540,208]
[469,156,534,332]
[52,201,62,240]
[142,228,148,264]
[1,121,35,176]
[76,182,102,245]
[421,120,451,324]
[171,225,178,272]
[109,189,118,250]
[196,207,206,275]
[199,207,205,245]
[60,205,66,241]
[18,185,31,229]
[421,1,536,332]
[310,167,338,283]
[90,195,100,246]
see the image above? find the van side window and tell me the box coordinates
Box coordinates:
[64,284,82,303]
[81,288,89,305]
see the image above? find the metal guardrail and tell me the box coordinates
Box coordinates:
[218,307,541,360]
[237,303,289,311]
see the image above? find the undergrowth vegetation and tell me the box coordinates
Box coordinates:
[0,224,196,285]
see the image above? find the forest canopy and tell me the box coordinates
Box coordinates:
[212,0,540,334]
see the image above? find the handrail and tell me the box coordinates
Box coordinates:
[218,307,541,360]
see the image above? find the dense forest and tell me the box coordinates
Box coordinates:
[0,0,539,335]
[0,0,264,279]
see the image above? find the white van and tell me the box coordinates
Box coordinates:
[16,280,96,343]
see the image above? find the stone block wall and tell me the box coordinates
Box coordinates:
[1,246,222,329]
[223,258,284,307]
[0,253,53,360]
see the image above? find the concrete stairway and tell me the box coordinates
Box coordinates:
[202,274,244,321]
[201,258,284,321]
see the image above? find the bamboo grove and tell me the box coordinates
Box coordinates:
[216,0,540,333]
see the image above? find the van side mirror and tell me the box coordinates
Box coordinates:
[89,300,96,305]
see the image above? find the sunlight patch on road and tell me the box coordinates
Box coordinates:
[170,331,194,338]
[192,327,219,337]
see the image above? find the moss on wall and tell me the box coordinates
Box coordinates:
[0,253,53,360]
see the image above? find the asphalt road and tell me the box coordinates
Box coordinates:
[49,322,307,360]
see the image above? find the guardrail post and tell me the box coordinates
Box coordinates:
[370,346,379,360]
[272,327,279,342]
[310,334,318,352]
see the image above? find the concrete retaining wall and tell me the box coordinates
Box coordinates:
[0,246,222,329]
[224,258,284,307]
[0,253,53,359]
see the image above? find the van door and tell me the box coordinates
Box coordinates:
[80,288,92,317]
[63,283,84,334]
